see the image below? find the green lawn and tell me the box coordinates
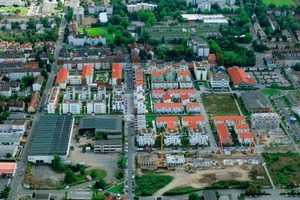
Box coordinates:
[86,27,114,42]
[107,183,124,195]
[0,7,28,15]
[262,0,295,6]
[261,89,281,95]
[201,94,240,116]
[136,174,173,196]
[78,27,84,34]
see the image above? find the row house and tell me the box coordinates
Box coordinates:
[81,85,91,102]
[238,132,254,144]
[213,116,246,127]
[32,75,44,92]
[156,116,180,129]
[152,90,165,99]
[181,116,205,128]
[0,54,26,63]
[151,70,164,82]
[164,129,181,146]
[27,91,40,113]
[181,94,190,106]
[86,99,106,114]
[154,103,184,114]
[47,86,60,114]
[163,94,171,103]
[177,70,191,82]
[188,127,209,146]
[216,123,232,145]
[152,81,179,90]
[68,34,106,46]
[62,99,82,114]
[19,43,33,53]
[234,123,250,134]
[8,100,25,112]
[112,95,125,113]
[179,81,193,89]
[168,89,196,100]
[165,68,175,81]
[136,128,155,146]
[186,102,201,113]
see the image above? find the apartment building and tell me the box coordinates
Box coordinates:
[156,116,180,129]
[96,86,106,100]
[216,123,232,145]
[234,123,250,134]
[56,68,69,89]
[152,81,179,90]
[82,65,93,85]
[62,99,82,114]
[151,70,164,82]
[213,116,246,127]
[27,91,40,113]
[65,86,76,100]
[210,70,229,89]
[186,102,201,113]
[188,127,209,145]
[177,70,191,82]
[251,113,280,130]
[136,128,156,146]
[127,3,157,12]
[112,63,122,86]
[238,132,254,144]
[182,116,205,128]
[168,89,196,100]
[86,99,106,114]
[112,95,125,113]
[154,103,184,114]
[187,37,210,57]
[134,68,146,114]
[152,90,165,99]
[166,154,185,167]
[164,128,181,146]
[81,85,91,102]
[179,81,193,89]
[47,86,60,114]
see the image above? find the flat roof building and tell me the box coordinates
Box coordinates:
[28,115,74,164]
[79,116,122,134]
[241,91,270,113]
[0,162,17,177]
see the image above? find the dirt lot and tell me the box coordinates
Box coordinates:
[155,165,251,196]
[69,124,120,184]
[83,17,98,26]
[24,165,64,188]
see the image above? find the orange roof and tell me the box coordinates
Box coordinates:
[112,63,122,79]
[177,70,191,76]
[208,54,216,61]
[163,94,171,101]
[135,68,144,86]
[182,116,205,122]
[56,68,69,83]
[235,123,249,130]
[154,103,183,108]
[0,162,16,174]
[82,65,93,79]
[214,116,245,122]
[23,61,39,69]
[227,67,255,86]
[168,89,195,95]
[165,68,172,74]
[188,121,197,128]
[186,102,200,107]
[181,93,189,101]
[217,123,232,144]
[152,70,164,76]
[157,116,179,123]
[238,132,254,139]
[152,90,165,94]
[167,121,176,129]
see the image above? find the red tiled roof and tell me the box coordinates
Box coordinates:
[56,68,69,83]
[188,121,197,128]
[163,94,171,101]
[151,70,164,76]
[177,70,190,76]
[168,89,195,95]
[165,68,172,74]
[214,116,245,122]
[112,63,122,79]
[235,123,249,130]
[186,102,200,108]
[0,162,16,175]
[181,94,189,101]
[182,116,205,122]
[135,68,144,86]
[227,67,255,86]
[208,54,216,61]
[82,65,93,79]
[23,61,39,69]
[167,121,176,129]
[152,90,165,94]
[154,103,183,108]
[238,132,253,139]
[217,123,232,144]
[157,116,179,123]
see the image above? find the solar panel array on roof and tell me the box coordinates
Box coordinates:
[28,115,74,156]
[79,116,122,133]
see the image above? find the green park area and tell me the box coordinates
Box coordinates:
[261,89,281,95]
[262,0,295,6]
[86,27,114,41]
[0,7,28,15]
[201,94,240,116]
[262,152,300,187]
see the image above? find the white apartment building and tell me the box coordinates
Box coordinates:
[164,130,181,146]
[179,81,193,89]
[210,71,229,89]
[186,102,201,113]
[65,86,75,100]
[177,70,191,82]
[154,103,184,114]
[234,123,250,134]
[152,90,165,99]
[62,99,82,114]
[188,127,209,145]
[136,128,156,146]
[182,116,205,128]
[127,3,157,12]
[0,85,12,98]
[251,113,280,130]
[96,86,106,100]
[113,85,124,95]
[67,75,82,86]
[81,85,90,102]
[86,99,106,114]
[112,95,125,113]
[193,61,210,81]
[166,154,185,167]
[156,116,180,129]
[151,82,179,90]
[187,38,210,57]
[168,89,196,100]
[47,86,60,114]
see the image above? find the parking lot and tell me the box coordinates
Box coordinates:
[252,69,291,87]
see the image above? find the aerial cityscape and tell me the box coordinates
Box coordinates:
[0,0,300,199]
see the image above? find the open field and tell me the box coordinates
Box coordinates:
[262,152,300,187]
[262,0,296,6]
[86,27,114,41]
[201,94,239,116]
[0,7,28,15]
[261,89,281,95]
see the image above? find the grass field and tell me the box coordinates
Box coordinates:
[261,89,281,95]
[262,152,300,187]
[107,183,124,195]
[262,0,295,6]
[201,94,240,116]
[78,27,84,34]
[0,7,28,15]
[86,27,113,42]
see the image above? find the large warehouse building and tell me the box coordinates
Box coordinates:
[79,116,122,135]
[28,115,74,164]
[241,91,270,113]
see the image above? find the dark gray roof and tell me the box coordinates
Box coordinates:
[79,116,122,133]
[241,91,270,111]
[29,115,74,156]
[203,190,217,200]
[94,140,122,146]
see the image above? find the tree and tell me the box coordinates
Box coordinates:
[80,167,85,175]
[95,178,106,189]
[189,192,199,200]
[0,186,10,199]
[65,9,73,21]
[48,55,55,63]
[244,33,253,43]
[6,153,12,158]
[14,9,21,15]
[40,17,50,28]
[51,155,64,172]
[0,94,6,101]
[41,69,49,79]
[64,169,76,184]
[134,197,139,200]
[92,193,106,200]
[90,169,98,178]
[294,63,300,71]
